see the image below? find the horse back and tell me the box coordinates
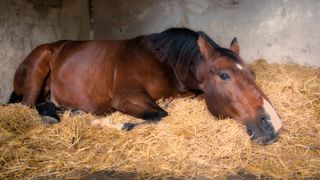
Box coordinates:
[46,40,123,112]
[50,38,182,113]
[14,37,189,114]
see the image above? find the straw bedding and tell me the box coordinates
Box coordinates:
[0,60,319,179]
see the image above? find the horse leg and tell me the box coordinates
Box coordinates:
[14,44,53,107]
[91,92,168,131]
[117,92,168,121]
[36,101,60,124]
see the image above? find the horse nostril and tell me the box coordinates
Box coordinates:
[258,114,273,132]
[246,128,254,139]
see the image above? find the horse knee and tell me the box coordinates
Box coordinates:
[141,110,168,121]
[118,99,168,121]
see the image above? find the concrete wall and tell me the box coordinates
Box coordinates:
[0,0,90,103]
[1,0,319,103]
[93,0,320,67]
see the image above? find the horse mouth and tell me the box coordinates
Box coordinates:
[250,132,279,145]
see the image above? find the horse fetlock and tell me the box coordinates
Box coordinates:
[36,101,60,120]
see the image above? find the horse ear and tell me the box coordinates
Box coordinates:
[230,37,240,55]
[198,35,216,61]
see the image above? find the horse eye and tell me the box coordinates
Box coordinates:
[219,73,230,81]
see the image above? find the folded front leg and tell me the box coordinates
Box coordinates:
[116,91,168,121]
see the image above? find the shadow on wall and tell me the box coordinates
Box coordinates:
[92,0,243,40]
[1,0,319,103]
[27,0,63,17]
[92,0,320,67]
[0,0,90,104]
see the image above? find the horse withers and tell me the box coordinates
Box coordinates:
[9,28,282,144]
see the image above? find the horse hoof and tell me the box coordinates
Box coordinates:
[41,116,60,124]
[122,123,136,131]
[71,109,85,115]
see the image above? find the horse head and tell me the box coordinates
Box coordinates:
[196,36,282,144]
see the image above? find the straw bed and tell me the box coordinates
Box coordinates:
[0,60,319,179]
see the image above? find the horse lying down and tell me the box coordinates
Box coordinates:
[9,28,282,144]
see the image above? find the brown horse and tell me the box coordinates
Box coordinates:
[9,28,282,144]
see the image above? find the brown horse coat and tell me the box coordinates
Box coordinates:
[10,28,282,144]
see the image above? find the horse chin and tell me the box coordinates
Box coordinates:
[251,134,279,145]
[246,125,279,145]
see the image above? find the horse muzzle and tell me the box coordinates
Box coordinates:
[246,113,281,145]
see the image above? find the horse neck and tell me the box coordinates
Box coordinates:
[172,64,201,91]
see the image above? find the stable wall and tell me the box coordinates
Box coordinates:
[1,0,319,103]
[93,0,320,67]
[0,0,90,103]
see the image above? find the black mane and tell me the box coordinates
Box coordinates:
[140,27,239,77]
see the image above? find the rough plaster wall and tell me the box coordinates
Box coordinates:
[93,0,320,67]
[0,0,90,103]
